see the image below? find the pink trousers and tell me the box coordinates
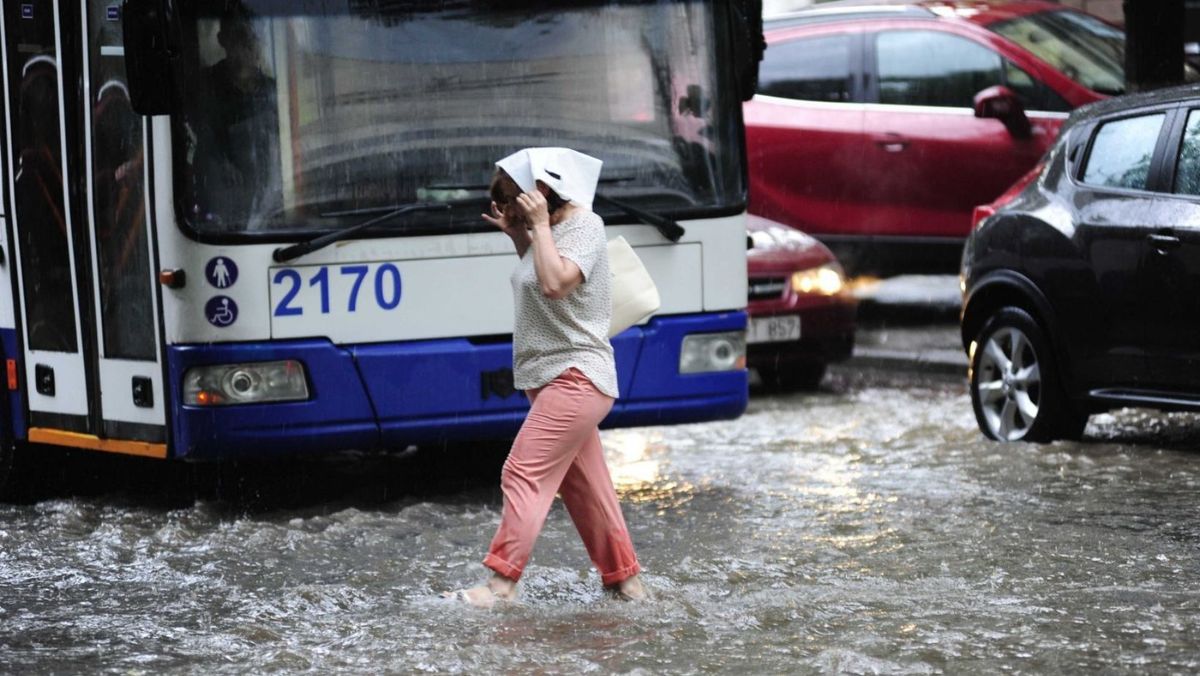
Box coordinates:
[484,368,641,585]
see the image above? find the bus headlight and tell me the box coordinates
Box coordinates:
[679,331,746,374]
[183,360,309,406]
[791,264,845,295]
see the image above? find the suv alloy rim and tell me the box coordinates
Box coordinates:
[976,327,1042,440]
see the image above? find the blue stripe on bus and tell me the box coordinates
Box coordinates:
[621,311,748,401]
[609,312,749,425]
[166,313,748,460]
[351,328,645,448]
[167,339,379,460]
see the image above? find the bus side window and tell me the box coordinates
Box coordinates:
[87,0,154,360]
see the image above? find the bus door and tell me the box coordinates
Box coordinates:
[0,1,165,451]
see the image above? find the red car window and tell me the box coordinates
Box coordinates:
[876,30,1003,108]
[758,33,855,103]
[1003,59,1071,112]
[988,9,1125,96]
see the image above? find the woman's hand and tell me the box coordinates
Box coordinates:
[482,201,522,238]
[515,190,550,231]
[483,200,531,257]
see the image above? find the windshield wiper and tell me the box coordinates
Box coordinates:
[419,180,685,242]
[272,203,450,263]
[593,193,685,242]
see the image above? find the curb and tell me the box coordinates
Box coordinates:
[846,347,968,377]
[854,299,961,325]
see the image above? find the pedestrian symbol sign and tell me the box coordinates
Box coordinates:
[206,256,238,289]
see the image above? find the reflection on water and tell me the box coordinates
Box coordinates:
[604,429,696,511]
[4,378,1200,673]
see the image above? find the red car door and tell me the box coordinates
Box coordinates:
[858,27,1062,241]
[744,27,866,238]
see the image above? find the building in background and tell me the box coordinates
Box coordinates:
[763,0,814,15]
[1057,1,1121,23]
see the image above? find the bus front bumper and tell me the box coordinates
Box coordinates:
[167,313,748,461]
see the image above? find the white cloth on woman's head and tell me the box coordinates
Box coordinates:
[495,147,603,211]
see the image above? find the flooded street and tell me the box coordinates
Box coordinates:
[3,369,1200,674]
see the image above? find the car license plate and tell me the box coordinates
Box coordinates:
[747,315,800,344]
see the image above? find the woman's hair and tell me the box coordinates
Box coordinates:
[490,168,569,214]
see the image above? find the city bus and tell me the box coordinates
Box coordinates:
[0,0,763,496]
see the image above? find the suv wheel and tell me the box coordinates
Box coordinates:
[970,307,1086,442]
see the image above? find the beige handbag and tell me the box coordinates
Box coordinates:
[607,236,661,337]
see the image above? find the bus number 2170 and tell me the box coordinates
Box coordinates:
[271,263,402,317]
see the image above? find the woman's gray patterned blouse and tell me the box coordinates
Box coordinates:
[510,210,618,398]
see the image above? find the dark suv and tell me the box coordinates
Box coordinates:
[960,84,1200,442]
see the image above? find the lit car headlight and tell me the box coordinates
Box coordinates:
[183,360,309,406]
[679,331,746,374]
[749,226,819,250]
[791,264,845,295]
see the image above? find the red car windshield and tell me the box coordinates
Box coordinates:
[988,9,1125,95]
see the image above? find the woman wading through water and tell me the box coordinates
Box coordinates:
[448,148,647,608]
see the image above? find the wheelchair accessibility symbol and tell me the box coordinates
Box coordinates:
[206,296,238,328]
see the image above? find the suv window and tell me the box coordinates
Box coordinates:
[757,34,853,103]
[1082,113,1165,190]
[1174,110,1200,196]
[1004,60,1071,112]
[876,30,1001,108]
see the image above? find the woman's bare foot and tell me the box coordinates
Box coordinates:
[611,574,648,601]
[445,574,518,609]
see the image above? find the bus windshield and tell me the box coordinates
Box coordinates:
[173,0,744,236]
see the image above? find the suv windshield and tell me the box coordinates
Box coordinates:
[988,9,1125,96]
[173,0,743,236]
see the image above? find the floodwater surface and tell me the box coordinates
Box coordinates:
[2,372,1200,674]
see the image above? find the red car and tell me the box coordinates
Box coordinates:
[745,0,1122,271]
[747,215,856,391]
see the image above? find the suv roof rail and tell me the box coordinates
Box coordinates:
[765,4,935,29]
